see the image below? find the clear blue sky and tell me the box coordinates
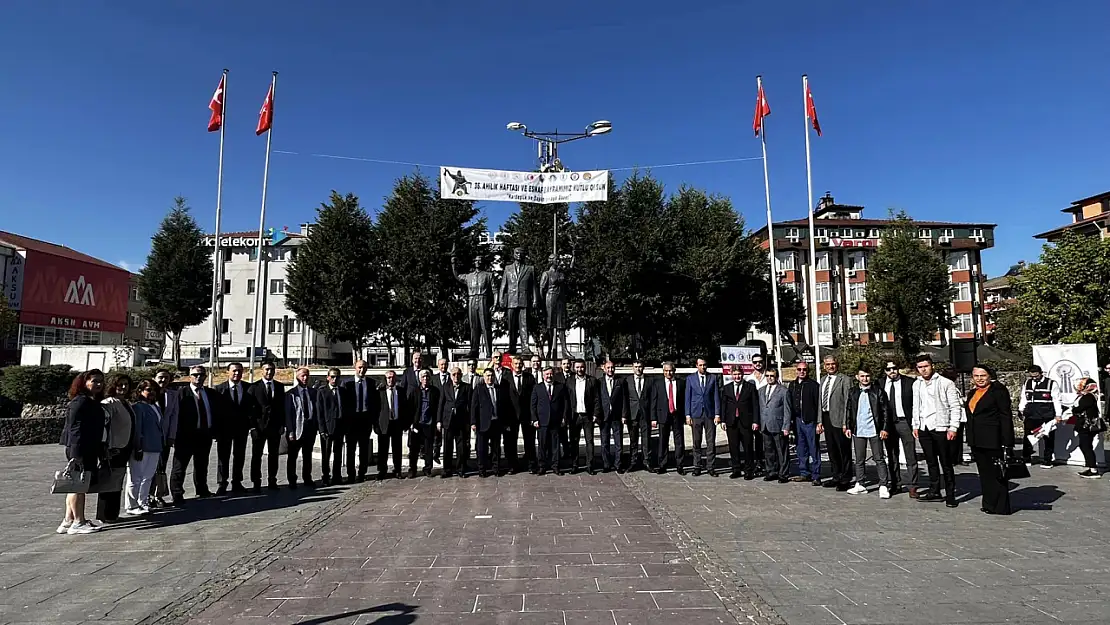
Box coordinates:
[2,1,1107,277]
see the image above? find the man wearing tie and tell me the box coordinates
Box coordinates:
[490,351,507,386]
[883,361,919,497]
[344,360,379,482]
[317,367,352,486]
[722,366,761,479]
[430,358,451,464]
[377,370,406,479]
[759,369,793,483]
[685,358,720,476]
[528,355,543,382]
[408,370,442,477]
[170,366,217,504]
[151,370,179,506]
[440,367,472,478]
[401,351,423,396]
[654,361,687,475]
[463,359,480,387]
[554,357,574,460]
[598,360,628,473]
[247,362,285,492]
[284,367,318,489]
[470,368,503,478]
[215,362,255,495]
[818,356,853,492]
[624,360,653,472]
[502,355,536,474]
[566,359,601,474]
[531,366,568,475]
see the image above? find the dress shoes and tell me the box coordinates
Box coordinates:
[908,487,919,499]
[822,480,839,488]
[835,484,850,492]
[692,468,703,476]
[729,471,742,479]
[763,474,777,482]
[214,485,228,496]
[777,477,789,484]
[708,469,719,477]
[231,483,248,494]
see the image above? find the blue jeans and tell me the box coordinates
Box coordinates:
[795,418,820,479]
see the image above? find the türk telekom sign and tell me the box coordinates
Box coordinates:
[18,252,129,333]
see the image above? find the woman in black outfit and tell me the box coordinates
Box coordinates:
[58,369,107,535]
[1072,377,1104,479]
[965,365,1015,515]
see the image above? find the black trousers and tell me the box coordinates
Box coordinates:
[690,418,716,469]
[287,429,317,484]
[409,424,435,472]
[626,417,651,468]
[725,423,758,473]
[476,427,501,472]
[763,430,789,477]
[154,444,172,498]
[443,426,470,475]
[972,447,1011,515]
[1022,416,1057,463]
[559,420,572,459]
[1077,430,1098,468]
[501,421,520,469]
[657,416,686,470]
[96,447,130,521]
[216,426,249,488]
[319,431,344,482]
[538,424,561,470]
[170,436,212,499]
[346,426,372,479]
[377,424,404,476]
[919,428,956,497]
[569,414,596,470]
[520,419,538,469]
[885,419,921,489]
[600,419,623,469]
[249,429,282,486]
[822,412,853,485]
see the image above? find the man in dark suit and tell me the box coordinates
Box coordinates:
[214,361,256,495]
[170,365,218,504]
[344,360,379,482]
[408,369,441,477]
[501,355,536,473]
[152,370,180,506]
[531,366,567,475]
[377,369,406,479]
[598,360,628,473]
[565,358,601,474]
[400,351,423,396]
[685,357,720,476]
[553,357,573,459]
[439,366,471,478]
[316,367,352,486]
[248,362,285,492]
[470,368,504,478]
[654,361,686,475]
[284,367,318,489]
[624,360,653,472]
[882,361,919,497]
[788,361,821,485]
[721,366,761,479]
[429,357,450,463]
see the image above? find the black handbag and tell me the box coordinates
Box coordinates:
[996,451,1030,480]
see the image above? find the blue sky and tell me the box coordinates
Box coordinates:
[1,1,1107,277]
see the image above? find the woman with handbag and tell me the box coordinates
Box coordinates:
[1073,377,1104,479]
[965,366,1016,515]
[96,374,135,523]
[124,380,164,515]
[58,369,107,535]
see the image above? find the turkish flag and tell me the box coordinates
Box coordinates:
[753,82,770,137]
[256,83,274,136]
[806,82,822,137]
[208,75,225,132]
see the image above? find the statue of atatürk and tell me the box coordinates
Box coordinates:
[451,245,496,359]
[499,247,540,355]
[540,254,573,360]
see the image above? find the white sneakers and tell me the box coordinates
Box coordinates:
[66,520,100,535]
[879,486,891,499]
[124,506,151,516]
[847,483,868,495]
[55,520,71,534]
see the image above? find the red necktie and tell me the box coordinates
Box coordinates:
[667,382,675,413]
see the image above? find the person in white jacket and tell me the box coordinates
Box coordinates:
[912,355,963,508]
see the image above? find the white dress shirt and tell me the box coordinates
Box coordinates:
[886,378,906,419]
[575,377,586,413]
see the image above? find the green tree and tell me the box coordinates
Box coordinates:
[991,303,1033,359]
[376,172,486,361]
[498,202,574,355]
[0,297,16,339]
[866,211,955,362]
[285,192,386,359]
[1012,231,1110,361]
[138,197,213,365]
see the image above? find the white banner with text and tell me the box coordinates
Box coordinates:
[1033,343,1105,467]
[440,167,609,204]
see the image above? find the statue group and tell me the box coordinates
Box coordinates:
[451,246,572,361]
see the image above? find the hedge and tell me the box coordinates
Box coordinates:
[0,365,74,405]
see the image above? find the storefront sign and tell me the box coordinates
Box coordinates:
[19,252,128,333]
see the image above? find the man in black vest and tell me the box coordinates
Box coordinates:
[1019,365,1061,468]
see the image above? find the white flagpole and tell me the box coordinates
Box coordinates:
[758,75,784,378]
[208,68,228,382]
[803,74,821,383]
[248,72,277,382]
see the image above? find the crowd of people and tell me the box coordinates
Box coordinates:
[55,350,1106,534]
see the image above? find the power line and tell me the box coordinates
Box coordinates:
[272,150,763,172]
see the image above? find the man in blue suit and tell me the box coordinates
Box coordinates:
[530,366,568,475]
[685,358,720,476]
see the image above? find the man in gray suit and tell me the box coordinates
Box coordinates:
[499,247,540,355]
[817,355,853,491]
[759,369,793,482]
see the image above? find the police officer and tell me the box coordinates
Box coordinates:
[1019,365,1062,468]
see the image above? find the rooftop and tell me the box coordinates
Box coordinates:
[0,230,128,273]
[1033,213,1108,240]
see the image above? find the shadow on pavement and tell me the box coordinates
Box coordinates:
[1010,483,1066,511]
[295,602,417,625]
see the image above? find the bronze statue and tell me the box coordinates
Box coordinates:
[498,247,540,355]
[540,253,573,360]
[450,245,496,359]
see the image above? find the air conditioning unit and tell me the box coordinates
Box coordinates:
[971,235,985,243]
[847,269,857,278]
[787,236,800,244]
[972,301,980,310]
[849,301,859,309]
[832,301,840,309]
[971,267,979,277]
[938,236,952,244]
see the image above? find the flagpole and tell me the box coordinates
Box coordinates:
[249,71,277,382]
[758,75,784,378]
[803,74,821,384]
[208,68,228,382]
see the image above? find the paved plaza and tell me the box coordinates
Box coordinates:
[2,443,1110,625]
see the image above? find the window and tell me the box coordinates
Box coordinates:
[814,251,831,270]
[828,230,840,238]
[854,230,866,238]
[955,313,974,333]
[850,314,869,334]
[815,228,828,239]
[268,318,283,334]
[947,250,969,271]
[222,279,231,295]
[271,247,295,262]
[786,227,800,238]
[868,229,880,238]
[247,279,256,295]
[245,318,254,334]
[220,319,230,334]
[847,252,867,271]
[248,247,259,262]
[270,279,286,295]
[919,228,932,238]
[849,283,867,302]
[940,228,954,239]
[815,282,831,302]
[268,318,300,334]
[128,313,141,328]
[781,282,797,294]
[775,251,795,272]
[955,281,971,301]
[970,228,984,241]
[18,325,100,347]
[129,285,140,301]
[817,314,833,333]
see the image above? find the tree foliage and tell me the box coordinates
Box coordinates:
[0,364,73,405]
[375,172,486,359]
[866,211,955,362]
[138,197,213,365]
[0,297,16,339]
[991,303,1033,358]
[285,192,386,355]
[1012,231,1110,361]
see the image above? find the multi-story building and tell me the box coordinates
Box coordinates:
[752,194,996,347]
[1035,190,1110,241]
[982,261,1024,341]
[125,274,164,356]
